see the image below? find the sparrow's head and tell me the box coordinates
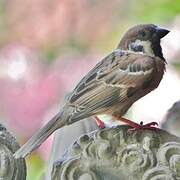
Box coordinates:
[118,24,169,59]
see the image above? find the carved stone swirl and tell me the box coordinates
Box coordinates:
[52,125,180,180]
[0,124,26,180]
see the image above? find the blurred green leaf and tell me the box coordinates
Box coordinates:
[0,0,7,42]
[42,47,59,62]
[26,154,45,180]
[172,62,180,71]
[131,0,180,23]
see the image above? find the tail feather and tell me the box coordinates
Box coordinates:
[14,111,68,159]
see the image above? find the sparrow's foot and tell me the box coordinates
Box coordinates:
[128,121,159,132]
[112,116,159,131]
[95,116,106,129]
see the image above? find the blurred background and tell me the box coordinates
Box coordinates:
[0,0,180,179]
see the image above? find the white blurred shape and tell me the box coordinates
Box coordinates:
[163,28,180,59]
[169,30,180,50]
[7,54,27,80]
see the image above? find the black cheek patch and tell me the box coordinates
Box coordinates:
[130,42,144,53]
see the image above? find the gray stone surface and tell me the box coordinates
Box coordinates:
[162,100,180,137]
[0,123,26,180]
[52,125,180,180]
[46,118,97,180]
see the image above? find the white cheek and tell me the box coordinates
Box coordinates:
[142,41,154,56]
[132,39,154,57]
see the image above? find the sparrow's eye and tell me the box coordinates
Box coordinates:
[139,30,147,39]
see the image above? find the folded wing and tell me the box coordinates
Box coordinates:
[67,50,156,119]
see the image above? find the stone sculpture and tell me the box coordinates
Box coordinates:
[52,125,180,180]
[0,124,26,180]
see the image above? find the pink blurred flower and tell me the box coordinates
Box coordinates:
[0,43,103,159]
[0,44,63,137]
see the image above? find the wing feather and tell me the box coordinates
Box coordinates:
[67,50,156,118]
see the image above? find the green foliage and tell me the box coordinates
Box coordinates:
[172,62,180,71]
[132,0,180,22]
[26,154,45,180]
[0,0,7,41]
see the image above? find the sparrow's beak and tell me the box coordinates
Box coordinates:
[156,27,170,39]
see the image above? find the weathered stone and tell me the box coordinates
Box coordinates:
[52,125,180,180]
[162,100,180,137]
[0,124,26,180]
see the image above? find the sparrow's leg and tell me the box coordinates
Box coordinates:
[95,115,159,131]
[95,116,106,129]
[128,121,159,132]
[141,121,158,127]
[113,116,159,131]
[95,116,138,129]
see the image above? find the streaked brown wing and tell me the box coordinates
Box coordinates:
[67,50,156,118]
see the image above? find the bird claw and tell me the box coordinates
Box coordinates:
[128,121,159,133]
[143,121,158,127]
